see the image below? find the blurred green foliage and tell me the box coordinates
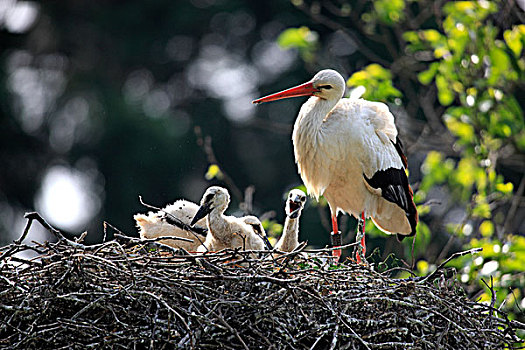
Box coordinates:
[346,63,402,102]
[404,1,524,326]
[277,26,319,62]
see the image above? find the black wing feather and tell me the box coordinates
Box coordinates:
[392,136,408,168]
[364,167,418,240]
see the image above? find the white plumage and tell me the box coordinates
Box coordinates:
[253,69,417,260]
[275,189,306,253]
[134,199,207,251]
[190,186,266,252]
[242,215,273,250]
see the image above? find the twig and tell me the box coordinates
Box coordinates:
[419,248,483,284]
[194,126,243,202]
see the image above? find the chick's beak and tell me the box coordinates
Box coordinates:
[287,198,303,219]
[190,202,212,226]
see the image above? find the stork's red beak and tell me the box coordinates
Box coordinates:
[252,82,319,104]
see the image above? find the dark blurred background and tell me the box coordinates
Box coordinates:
[1,0,322,244]
[1,1,525,323]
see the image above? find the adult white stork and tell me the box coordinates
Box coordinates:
[253,69,418,262]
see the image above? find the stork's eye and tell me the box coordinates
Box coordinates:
[318,85,332,90]
[300,196,306,202]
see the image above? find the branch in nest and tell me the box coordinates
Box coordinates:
[418,247,483,284]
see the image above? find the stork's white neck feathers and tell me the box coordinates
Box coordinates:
[278,215,299,251]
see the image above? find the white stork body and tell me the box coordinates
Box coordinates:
[253,70,417,260]
[293,97,411,234]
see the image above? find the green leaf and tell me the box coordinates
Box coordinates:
[373,0,405,25]
[205,164,223,180]
[347,64,402,102]
[436,74,454,106]
[445,117,475,143]
[488,47,510,85]
[495,182,513,194]
[422,29,442,43]
[366,63,391,79]
[479,220,494,237]
[472,202,491,219]
[402,31,418,43]
[277,26,318,49]
[418,62,439,85]
[504,26,524,57]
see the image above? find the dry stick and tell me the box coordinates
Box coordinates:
[507,288,523,314]
[113,233,189,256]
[240,185,255,214]
[102,221,109,243]
[194,125,243,202]
[318,292,372,350]
[481,276,497,328]
[14,213,36,244]
[302,241,359,254]
[142,290,194,340]
[22,212,87,250]
[114,242,137,285]
[435,201,474,264]
[213,310,250,350]
[410,234,418,269]
[418,247,483,284]
[272,241,309,263]
[103,221,125,239]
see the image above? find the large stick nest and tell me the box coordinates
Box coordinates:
[1,213,523,349]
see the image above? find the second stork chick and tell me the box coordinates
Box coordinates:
[275,189,307,252]
[190,186,266,252]
[242,215,273,250]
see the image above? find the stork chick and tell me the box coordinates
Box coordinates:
[191,186,265,252]
[242,216,273,250]
[134,200,207,251]
[275,189,307,253]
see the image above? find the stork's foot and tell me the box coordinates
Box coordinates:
[355,249,367,264]
[330,231,342,262]
[354,229,367,265]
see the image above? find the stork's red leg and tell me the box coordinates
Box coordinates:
[331,214,339,233]
[360,211,366,256]
[330,214,342,260]
[355,212,366,263]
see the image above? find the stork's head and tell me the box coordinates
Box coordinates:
[242,216,265,236]
[243,215,273,250]
[286,189,307,219]
[252,69,345,104]
[190,186,230,226]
